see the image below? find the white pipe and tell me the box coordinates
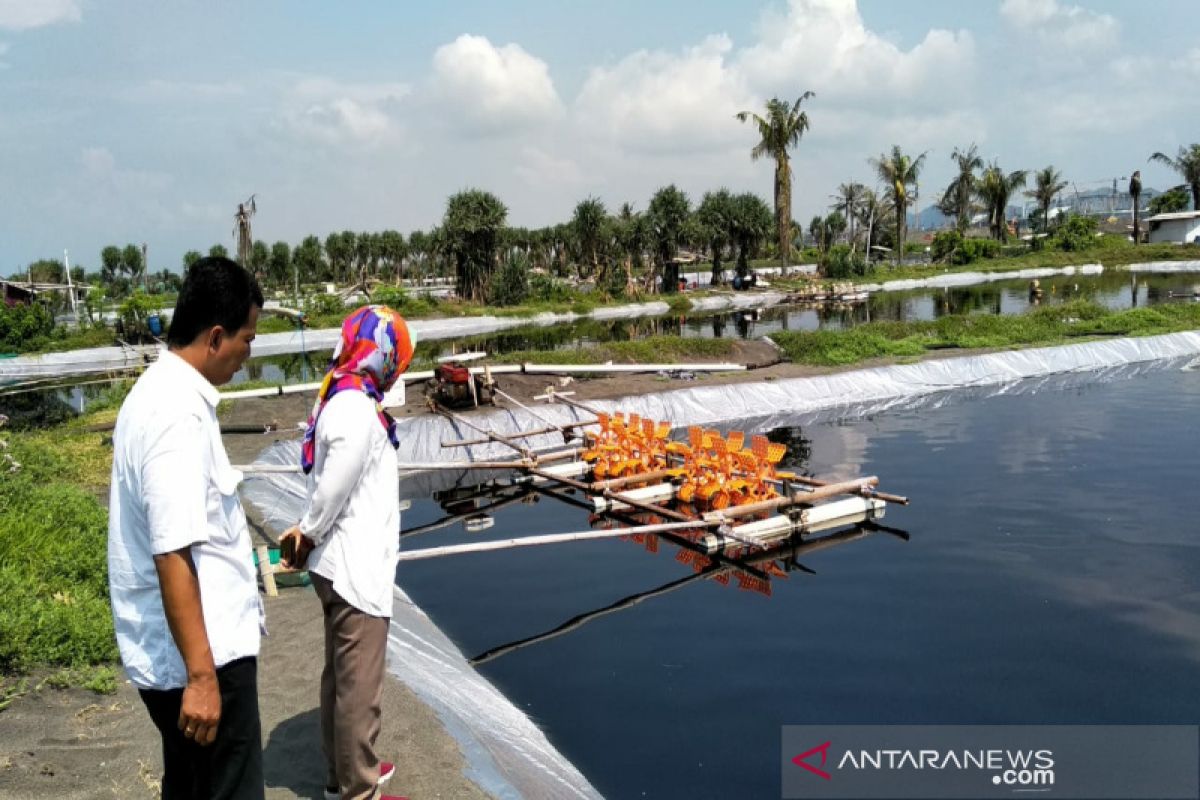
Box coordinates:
[398,519,720,562]
[592,482,678,513]
[522,362,745,374]
[699,496,886,553]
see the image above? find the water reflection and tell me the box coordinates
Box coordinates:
[469,521,908,666]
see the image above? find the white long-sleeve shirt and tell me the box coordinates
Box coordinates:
[299,390,400,618]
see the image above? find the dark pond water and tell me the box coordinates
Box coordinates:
[395,361,1200,799]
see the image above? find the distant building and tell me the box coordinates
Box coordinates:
[1,280,35,307]
[1146,211,1200,245]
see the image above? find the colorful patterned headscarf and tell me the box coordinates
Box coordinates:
[301,305,415,474]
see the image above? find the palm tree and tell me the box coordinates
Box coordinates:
[646,185,691,293]
[442,189,508,302]
[728,192,773,278]
[1149,144,1200,210]
[736,91,815,268]
[1024,166,1068,233]
[870,145,927,265]
[855,188,888,258]
[976,162,1028,242]
[571,197,607,281]
[831,182,866,254]
[940,144,983,232]
[1129,170,1142,244]
[697,189,735,285]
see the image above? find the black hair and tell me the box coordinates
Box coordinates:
[166,256,264,347]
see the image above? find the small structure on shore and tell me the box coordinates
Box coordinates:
[1146,211,1200,245]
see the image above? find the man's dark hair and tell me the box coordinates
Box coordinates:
[166,256,264,347]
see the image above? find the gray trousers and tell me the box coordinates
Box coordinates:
[311,573,389,800]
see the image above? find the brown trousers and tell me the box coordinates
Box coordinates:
[311,573,390,800]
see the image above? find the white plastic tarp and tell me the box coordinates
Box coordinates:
[240,331,1200,800]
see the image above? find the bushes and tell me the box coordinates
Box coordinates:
[0,302,55,352]
[930,231,1003,266]
[487,253,531,307]
[527,273,574,304]
[1053,215,1099,252]
[304,292,348,317]
[825,245,873,279]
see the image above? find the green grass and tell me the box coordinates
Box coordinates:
[770,239,1200,287]
[0,407,120,681]
[492,335,737,366]
[770,300,1200,367]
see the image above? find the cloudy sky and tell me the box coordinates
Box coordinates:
[2,0,1198,273]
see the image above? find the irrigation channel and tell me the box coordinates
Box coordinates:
[237,333,1200,798]
[3,266,1199,422]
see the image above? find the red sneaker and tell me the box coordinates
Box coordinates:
[323,762,397,800]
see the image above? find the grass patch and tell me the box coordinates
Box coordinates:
[0,405,119,678]
[492,335,737,366]
[771,240,1200,288]
[771,300,1200,367]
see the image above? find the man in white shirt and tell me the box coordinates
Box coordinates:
[108,256,265,800]
[280,305,412,800]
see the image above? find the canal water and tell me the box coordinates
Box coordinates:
[395,359,1200,798]
[4,270,1198,422]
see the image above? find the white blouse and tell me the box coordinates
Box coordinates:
[299,390,400,618]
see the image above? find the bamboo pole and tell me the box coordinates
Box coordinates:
[440,418,594,448]
[591,469,676,491]
[523,362,745,374]
[255,544,278,597]
[782,474,908,505]
[431,401,535,459]
[525,466,694,523]
[492,386,594,438]
[398,519,719,562]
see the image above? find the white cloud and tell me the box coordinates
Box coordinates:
[0,0,80,31]
[278,77,410,146]
[1176,48,1200,76]
[0,41,9,69]
[430,34,563,134]
[999,0,1117,48]
[737,0,976,104]
[514,146,585,190]
[575,35,756,154]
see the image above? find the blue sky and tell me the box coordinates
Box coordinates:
[2,0,1198,274]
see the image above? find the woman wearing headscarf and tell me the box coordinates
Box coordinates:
[280,305,414,800]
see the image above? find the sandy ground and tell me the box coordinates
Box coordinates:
[0,339,990,800]
[0,585,489,800]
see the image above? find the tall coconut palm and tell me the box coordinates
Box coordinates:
[1024,166,1068,233]
[855,188,888,258]
[976,162,1028,242]
[831,182,866,254]
[1129,170,1142,244]
[736,91,815,268]
[940,144,984,232]
[1149,144,1200,210]
[869,145,927,265]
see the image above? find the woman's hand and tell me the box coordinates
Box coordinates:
[279,526,315,569]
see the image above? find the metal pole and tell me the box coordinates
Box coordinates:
[64,249,78,326]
